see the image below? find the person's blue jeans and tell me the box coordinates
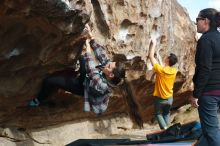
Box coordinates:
[195,95,220,146]
[154,96,173,129]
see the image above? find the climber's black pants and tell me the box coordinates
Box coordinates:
[36,56,86,102]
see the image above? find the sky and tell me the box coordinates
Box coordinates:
[177,0,220,22]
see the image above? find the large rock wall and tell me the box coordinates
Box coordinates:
[0,0,196,129]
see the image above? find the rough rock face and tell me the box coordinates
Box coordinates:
[0,0,196,130]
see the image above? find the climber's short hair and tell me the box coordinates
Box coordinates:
[168,53,178,66]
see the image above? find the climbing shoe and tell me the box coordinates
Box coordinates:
[28,98,40,107]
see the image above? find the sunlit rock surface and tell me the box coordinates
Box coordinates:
[0,107,199,146]
[0,0,196,133]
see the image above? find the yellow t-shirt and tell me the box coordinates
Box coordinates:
[153,63,177,99]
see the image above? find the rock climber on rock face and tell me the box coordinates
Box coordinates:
[28,24,144,128]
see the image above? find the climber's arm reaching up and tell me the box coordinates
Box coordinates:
[148,38,159,65]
